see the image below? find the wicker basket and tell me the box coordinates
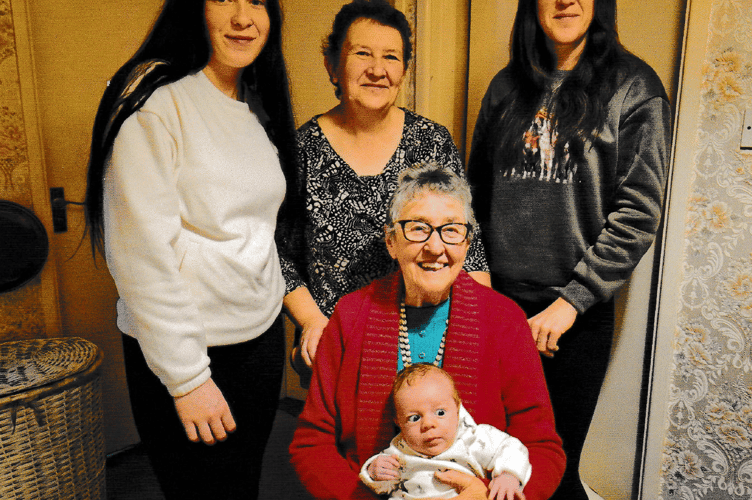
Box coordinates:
[0,337,105,500]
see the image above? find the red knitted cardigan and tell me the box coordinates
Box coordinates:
[290,271,565,500]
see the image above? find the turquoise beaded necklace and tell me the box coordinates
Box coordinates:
[397,298,449,371]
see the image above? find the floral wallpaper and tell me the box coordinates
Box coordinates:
[660,0,752,498]
[0,0,47,341]
[0,0,31,203]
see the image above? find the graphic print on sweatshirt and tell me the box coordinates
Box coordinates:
[501,106,578,184]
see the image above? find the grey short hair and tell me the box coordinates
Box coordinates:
[385,163,476,240]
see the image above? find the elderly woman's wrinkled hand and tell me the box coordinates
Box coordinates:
[300,314,329,366]
[528,297,577,357]
[426,469,489,500]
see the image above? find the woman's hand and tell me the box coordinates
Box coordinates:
[284,287,329,366]
[173,378,236,445]
[299,314,329,366]
[426,469,489,500]
[367,454,401,481]
[528,297,577,357]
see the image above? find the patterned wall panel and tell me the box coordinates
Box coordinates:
[0,0,47,341]
[660,0,752,498]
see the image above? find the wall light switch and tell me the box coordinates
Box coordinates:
[50,187,67,233]
[742,108,752,150]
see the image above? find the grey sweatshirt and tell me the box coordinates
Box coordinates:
[469,54,671,313]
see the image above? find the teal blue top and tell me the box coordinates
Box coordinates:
[397,298,450,372]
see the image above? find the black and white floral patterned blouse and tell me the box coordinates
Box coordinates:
[281,109,489,317]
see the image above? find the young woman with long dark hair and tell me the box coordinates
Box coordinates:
[84,1,301,498]
[468,1,671,498]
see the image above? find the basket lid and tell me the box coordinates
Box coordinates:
[0,337,100,397]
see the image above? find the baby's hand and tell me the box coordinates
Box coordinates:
[487,472,526,500]
[367,454,401,481]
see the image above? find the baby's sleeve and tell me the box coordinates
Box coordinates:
[476,425,532,487]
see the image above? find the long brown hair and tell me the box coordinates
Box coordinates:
[474,0,635,171]
[85,0,302,265]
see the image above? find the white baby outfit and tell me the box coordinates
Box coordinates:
[360,405,532,499]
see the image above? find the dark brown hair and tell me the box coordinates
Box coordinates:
[85,0,302,264]
[472,0,635,171]
[322,0,412,98]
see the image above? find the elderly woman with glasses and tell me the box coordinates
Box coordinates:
[290,164,565,500]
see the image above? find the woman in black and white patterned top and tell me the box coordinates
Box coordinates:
[280,0,489,374]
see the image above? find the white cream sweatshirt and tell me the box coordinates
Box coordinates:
[103,70,286,397]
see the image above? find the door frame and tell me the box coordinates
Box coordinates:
[7,0,61,336]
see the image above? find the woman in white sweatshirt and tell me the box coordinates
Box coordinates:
[84,1,302,498]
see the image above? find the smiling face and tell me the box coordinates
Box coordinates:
[204,0,270,79]
[329,17,405,112]
[537,0,594,69]
[386,192,469,307]
[393,370,460,457]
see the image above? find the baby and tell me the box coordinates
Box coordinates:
[359,364,531,500]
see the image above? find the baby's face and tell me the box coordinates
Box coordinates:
[393,371,459,457]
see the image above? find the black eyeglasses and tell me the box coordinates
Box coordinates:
[394,220,472,245]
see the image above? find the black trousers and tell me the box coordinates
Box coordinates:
[514,298,615,500]
[122,316,285,500]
